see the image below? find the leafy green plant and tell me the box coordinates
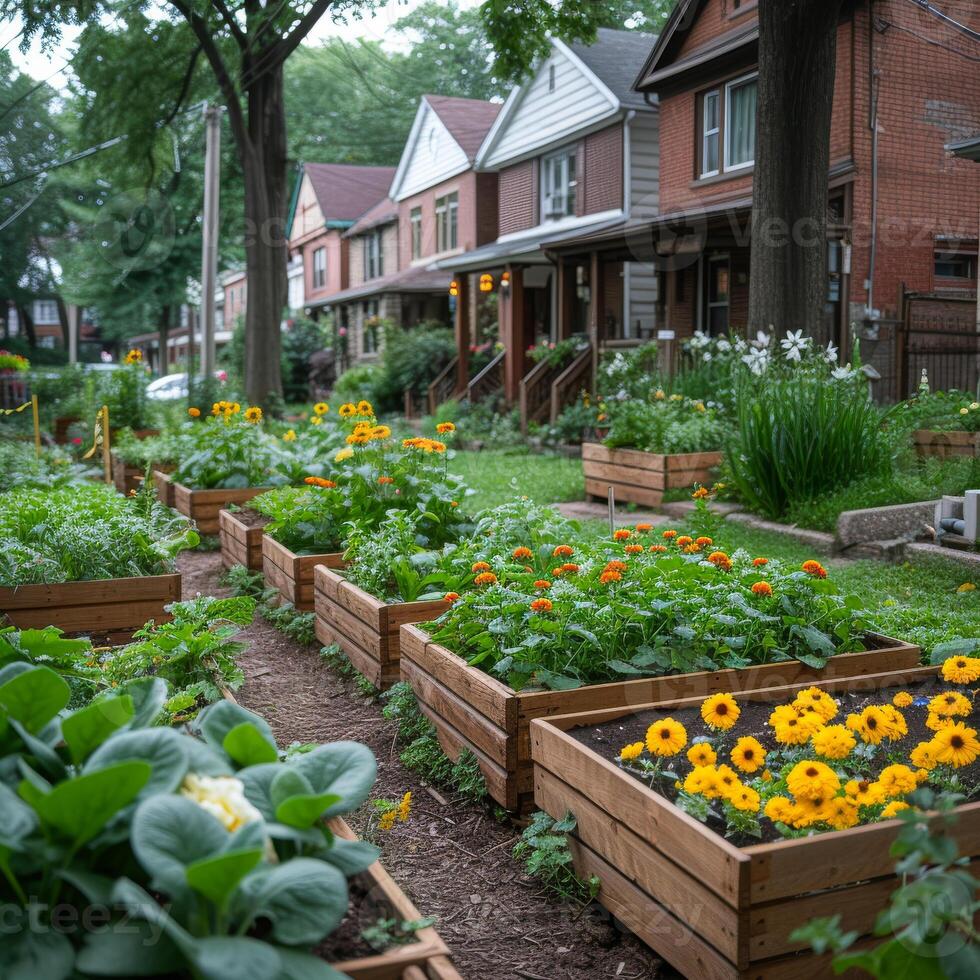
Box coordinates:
[263,602,316,646]
[0,668,379,979]
[360,917,438,951]
[899,387,980,434]
[84,351,154,430]
[601,393,728,454]
[0,484,198,586]
[527,337,586,370]
[0,440,94,491]
[792,789,979,977]
[371,321,456,412]
[513,811,599,904]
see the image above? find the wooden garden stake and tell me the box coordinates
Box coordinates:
[31,395,40,457]
[101,406,111,484]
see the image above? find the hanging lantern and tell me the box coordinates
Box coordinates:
[500,271,511,290]
[479,273,494,293]
[449,280,459,297]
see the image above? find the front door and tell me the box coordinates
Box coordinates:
[704,254,730,335]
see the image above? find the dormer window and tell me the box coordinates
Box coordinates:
[541,148,577,221]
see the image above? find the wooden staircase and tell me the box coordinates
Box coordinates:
[426,357,460,416]
[466,350,505,404]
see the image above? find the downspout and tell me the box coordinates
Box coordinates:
[623,110,636,337]
[866,4,880,318]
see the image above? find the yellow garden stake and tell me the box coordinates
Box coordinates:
[31,395,40,458]
[101,406,111,484]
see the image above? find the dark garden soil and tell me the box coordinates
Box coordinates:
[571,682,978,846]
[225,505,269,529]
[178,549,670,980]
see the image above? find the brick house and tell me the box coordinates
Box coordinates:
[322,95,501,366]
[285,162,396,318]
[565,0,979,396]
[436,29,662,415]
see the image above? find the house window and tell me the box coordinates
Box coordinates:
[541,148,577,220]
[363,300,379,354]
[934,251,977,280]
[32,300,58,323]
[698,73,757,177]
[364,231,383,280]
[704,255,730,335]
[435,192,458,252]
[410,207,423,260]
[312,247,327,288]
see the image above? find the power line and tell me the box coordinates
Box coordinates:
[903,0,980,43]
[0,173,46,232]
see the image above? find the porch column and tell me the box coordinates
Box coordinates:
[454,273,469,392]
[589,251,603,391]
[556,261,573,339]
[503,264,526,404]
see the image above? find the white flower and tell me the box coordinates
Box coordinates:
[831,364,855,380]
[181,774,263,832]
[780,329,810,362]
[742,348,770,376]
[689,330,710,350]
[733,337,748,352]
[752,330,771,349]
[824,341,838,364]
[716,337,731,353]
[703,351,713,362]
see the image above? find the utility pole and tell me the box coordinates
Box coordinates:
[200,104,222,381]
[67,304,79,365]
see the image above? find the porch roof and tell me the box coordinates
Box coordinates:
[313,264,452,307]
[948,134,980,163]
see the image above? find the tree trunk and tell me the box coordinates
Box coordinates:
[55,295,70,349]
[241,63,288,407]
[15,304,37,348]
[748,0,844,344]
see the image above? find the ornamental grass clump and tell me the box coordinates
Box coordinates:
[0,483,198,586]
[607,657,978,843]
[426,521,868,692]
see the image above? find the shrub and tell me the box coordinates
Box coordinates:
[727,374,894,519]
[372,321,456,412]
[331,362,383,406]
[0,441,93,491]
[601,394,728,454]
[282,314,330,403]
[897,387,980,434]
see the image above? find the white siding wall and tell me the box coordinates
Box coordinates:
[394,102,469,201]
[289,175,323,246]
[482,49,616,168]
[625,262,659,337]
[629,111,660,220]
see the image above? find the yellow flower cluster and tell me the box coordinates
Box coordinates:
[212,400,241,417]
[338,400,374,418]
[346,421,391,445]
[123,348,143,365]
[378,791,413,831]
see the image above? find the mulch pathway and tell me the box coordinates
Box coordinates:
[179,549,669,980]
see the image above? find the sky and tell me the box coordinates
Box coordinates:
[1,0,484,91]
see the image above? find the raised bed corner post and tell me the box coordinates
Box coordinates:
[454,273,469,394]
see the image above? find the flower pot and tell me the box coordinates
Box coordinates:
[262,534,345,612]
[398,626,921,813]
[0,573,181,641]
[913,429,980,459]
[314,567,447,690]
[529,664,977,980]
[171,481,271,536]
[581,442,723,507]
[218,507,269,570]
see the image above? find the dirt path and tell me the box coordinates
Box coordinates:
[179,550,668,980]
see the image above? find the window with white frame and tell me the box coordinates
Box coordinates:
[698,73,757,177]
[435,192,458,252]
[312,247,327,288]
[410,207,423,259]
[32,300,59,323]
[541,148,577,221]
[364,230,383,280]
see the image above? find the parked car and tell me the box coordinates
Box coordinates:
[145,371,227,401]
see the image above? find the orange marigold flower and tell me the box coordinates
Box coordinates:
[474,572,497,586]
[551,567,564,577]
[471,562,491,573]
[695,536,713,547]
[534,580,551,589]
[692,486,710,500]
[600,570,622,585]
[624,544,644,555]
[530,598,553,613]
[676,536,693,547]
[187,407,201,418]
[436,421,456,433]
[802,560,827,578]
[708,551,732,571]
[613,529,632,541]
[683,543,702,554]
[561,563,579,573]
[649,544,667,553]
[751,581,773,597]
[752,557,769,567]
[553,545,574,558]
[662,529,678,540]
[377,476,394,485]
[444,592,460,603]
[635,522,653,533]
[605,560,627,572]
[512,546,533,560]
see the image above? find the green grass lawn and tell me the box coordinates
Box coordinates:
[452,450,584,511]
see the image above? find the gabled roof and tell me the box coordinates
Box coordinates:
[425,95,502,161]
[346,197,398,238]
[303,163,397,224]
[568,28,658,109]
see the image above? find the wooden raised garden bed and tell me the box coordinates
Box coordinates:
[262,534,345,611]
[0,573,180,639]
[314,566,447,690]
[329,817,461,979]
[913,429,980,459]
[582,442,723,507]
[152,468,177,508]
[172,481,270,535]
[530,664,978,980]
[399,626,921,812]
[218,507,269,571]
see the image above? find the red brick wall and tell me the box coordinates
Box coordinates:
[676,0,758,58]
[300,229,346,304]
[474,172,500,246]
[582,124,624,215]
[499,161,536,236]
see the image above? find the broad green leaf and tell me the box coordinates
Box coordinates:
[236,858,349,944]
[320,836,379,875]
[275,792,342,829]
[33,761,151,845]
[61,696,134,764]
[275,948,350,980]
[119,676,168,728]
[0,928,74,980]
[186,847,264,907]
[85,727,190,800]
[290,743,377,819]
[534,669,581,691]
[269,767,314,810]
[199,700,276,755]
[190,937,281,980]
[237,763,284,821]
[0,782,37,847]
[223,722,279,766]
[0,665,70,733]
[606,660,647,675]
[76,923,185,976]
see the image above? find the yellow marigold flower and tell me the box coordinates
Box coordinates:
[379,810,396,831]
[397,791,412,822]
[729,785,761,813]
[713,764,742,799]
[313,402,329,415]
[730,736,766,774]
[824,796,860,831]
[926,711,955,732]
[356,400,373,416]
[910,741,938,770]
[187,407,201,418]
[619,741,644,763]
[645,717,687,757]
[707,550,731,571]
[311,416,323,426]
[848,705,890,745]
[764,796,794,824]
[929,691,972,718]
[334,446,354,462]
[810,724,856,760]
[530,597,553,613]
[701,693,740,731]
[941,655,980,684]
[794,687,839,722]
[893,691,914,708]
[791,795,830,828]
[686,742,716,767]
[613,529,632,541]
[282,429,296,441]
[691,486,709,500]
[684,543,702,554]
[845,778,884,806]
[877,764,918,798]
[880,705,908,739]
[683,766,717,796]
[370,425,392,440]
[436,421,456,433]
[512,546,533,560]
[787,760,840,802]
[880,801,910,820]
[124,348,143,364]
[474,572,497,586]
[932,722,980,768]
[212,402,222,415]
[339,403,356,417]
[244,406,263,424]
[751,581,773,597]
